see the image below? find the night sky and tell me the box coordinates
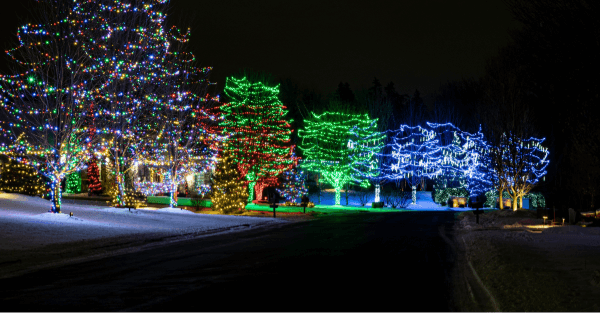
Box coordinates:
[0,0,520,104]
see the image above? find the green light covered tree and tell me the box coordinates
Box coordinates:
[299,111,384,205]
[65,171,82,194]
[220,75,297,202]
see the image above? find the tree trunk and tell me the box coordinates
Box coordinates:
[512,195,518,211]
[318,174,321,204]
[247,181,256,202]
[335,188,341,205]
[519,195,523,209]
[169,169,178,208]
[345,182,349,205]
[50,175,62,213]
[375,183,381,202]
[499,188,504,210]
[255,182,265,201]
[334,180,343,205]
[412,185,416,204]
[115,171,126,207]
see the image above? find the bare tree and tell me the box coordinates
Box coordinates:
[478,46,548,210]
[0,0,101,213]
[137,26,215,208]
[78,0,174,207]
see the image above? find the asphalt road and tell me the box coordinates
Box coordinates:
[0,211,461,311]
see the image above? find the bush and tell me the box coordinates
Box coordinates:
[190,194,205,209]
[484,190,511,208]
[524,192,546,208]
[436,187,469,205]
[356,188,372,206]
[483,190,545,208]
[383,189,411,208]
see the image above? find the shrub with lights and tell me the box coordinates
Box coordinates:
[435,187,469,206]
[524,192,546,208]
[0,155,48,197]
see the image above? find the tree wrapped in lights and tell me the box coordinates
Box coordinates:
[136,25,215,208]
[299,111,382,205]
[0,155,48,197]
[277,167,308,203]
[65,171,82,194]
[349,116,386,203]
[0,1,101,213]
[87,156,102,195]
[502,132,549,210]
[78,0,177,208]
[211,151,248,214]
[427,122,492,200]
[383,125,442,204]
[219,75,297,202]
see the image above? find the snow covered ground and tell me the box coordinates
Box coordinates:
[0,191,287,251]
[309,190,475,211]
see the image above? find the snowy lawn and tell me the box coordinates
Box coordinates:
[0,191,287,251]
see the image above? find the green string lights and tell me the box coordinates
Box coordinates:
[299,111,384,205]
[219,76,298,202]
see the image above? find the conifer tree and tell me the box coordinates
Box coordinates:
[87,157,102,195]
[65,171,82,194]
[219,75,297,202]
[277,167,308,203]
[211,151,249,214]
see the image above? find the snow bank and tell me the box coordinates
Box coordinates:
[0,191,287,251]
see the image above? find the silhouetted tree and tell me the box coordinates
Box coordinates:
[335,82,355,104]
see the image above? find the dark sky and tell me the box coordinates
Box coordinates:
[0,0,520,105]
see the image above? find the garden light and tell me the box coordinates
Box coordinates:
[543,216,547,227]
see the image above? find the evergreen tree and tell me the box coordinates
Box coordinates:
[277,167,308,203]
[211,151,249,214]
[65,171,82,194]
[87,157,102,195]
[335,82,355,103]
[219,74,297,202]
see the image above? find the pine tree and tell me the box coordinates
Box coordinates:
[87,157,102,195]
[65,171,82,194]
[219,74,297,202]
[211,151,249,214]
[277,167,308,203]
